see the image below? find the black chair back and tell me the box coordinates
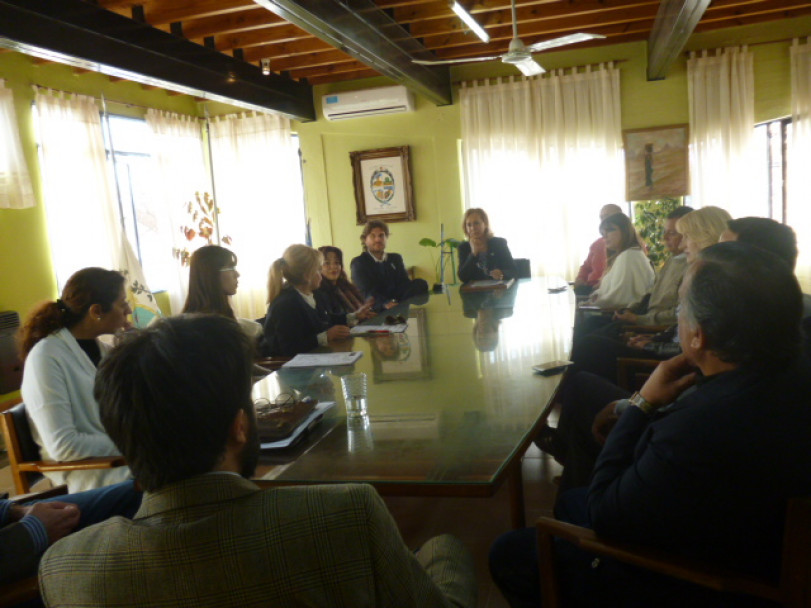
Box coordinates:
[514,258,531,279]
[10,403,41,463]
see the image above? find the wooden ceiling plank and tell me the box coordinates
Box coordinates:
[697,0,811,26]
[269,49,357,71]
[287,59,376,80]
[307,69,380,84]
[255,0,451,104]
[0,0,315,120]
[648,0,710,80]
[419,8,657,52]
[142,0,255,26]
[215,24,314,51]
[693,5,811,31]
[243,38,335,62]
[410,1,662,39]
[181,8,283,39]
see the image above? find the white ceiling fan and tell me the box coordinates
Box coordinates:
[413,0,606,77]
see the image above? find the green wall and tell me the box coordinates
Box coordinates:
[2,16,810,400]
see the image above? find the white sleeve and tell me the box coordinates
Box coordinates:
[23,348,120,462]
[592,250,654,310]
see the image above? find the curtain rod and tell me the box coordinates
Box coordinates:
[684,35,810,56]
[31,84,203,118]
[452,58,628,85]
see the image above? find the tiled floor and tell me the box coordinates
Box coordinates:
[0,446,561,608]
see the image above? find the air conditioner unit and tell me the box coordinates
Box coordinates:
[322,85,415,121]
[0,311,22,394]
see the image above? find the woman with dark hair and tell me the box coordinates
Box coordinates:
[457,208,517,283]
[181,245,261,340]
[315,246,375,318]
[19,267,132,492]
[587,213,653,310]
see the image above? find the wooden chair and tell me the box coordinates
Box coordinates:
[0,485,68,608]
[0,398,125,494]
[536,497,811,607]
[616,357,661,391]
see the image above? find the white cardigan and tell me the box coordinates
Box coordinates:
[591,247,655,310]
[21,328,131,492]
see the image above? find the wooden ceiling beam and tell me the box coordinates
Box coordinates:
[647,0,710,80]
[267,49,356,72]
[286,59,374,80]
[254,0,451,104]
[0,0,315,120]
[693,4,811,31]
[695,0,811,27]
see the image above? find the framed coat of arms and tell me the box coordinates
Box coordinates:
[350,146,415,224]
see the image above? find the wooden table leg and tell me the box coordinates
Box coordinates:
[508,460,525,529]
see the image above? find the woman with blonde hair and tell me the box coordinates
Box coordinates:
[19,267,133,492]
[587,213,654,310]
[457,208,517,283]
[262,245,362,356]
[676,206,733,263]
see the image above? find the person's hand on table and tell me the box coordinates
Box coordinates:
[592,401,621,445]
[326,325,351,341]
[383,300,399,310]
[489,269,504,280]
[627,334,651,348]
[355,300,376,320]
[637,353,698,410]
[613,309,638,323]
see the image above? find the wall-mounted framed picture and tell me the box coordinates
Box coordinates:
[623,124,689,201]
[350,146,415,224]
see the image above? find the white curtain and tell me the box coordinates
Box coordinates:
[0,81,35,209]
[208,112,305,320]
[789,38,811,291]
[459,65,623,280]
[687,47,758,215]
[35,89,122,286]
[144,109,210,314]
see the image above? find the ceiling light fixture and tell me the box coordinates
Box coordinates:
[261,58,271,76]
[451,2,489,44]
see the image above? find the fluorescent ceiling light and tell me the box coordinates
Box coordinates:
[451,2,490,43]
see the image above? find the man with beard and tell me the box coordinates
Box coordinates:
[39,315,476,608]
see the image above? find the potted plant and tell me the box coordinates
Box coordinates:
[419,237,462,291]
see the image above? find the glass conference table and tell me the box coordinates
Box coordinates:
[252,277,575,528]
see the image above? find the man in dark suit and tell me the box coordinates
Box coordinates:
[350,220,428,311]
[40,314,475,608]
[490,241,811,607]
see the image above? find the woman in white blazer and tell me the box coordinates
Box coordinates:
[588,213,654,310]
[19,267,132,492]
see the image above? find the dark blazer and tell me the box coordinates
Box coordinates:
[350,252,425,311]
[588,362,811,602]
[262,287,346,357]
[457,237,517,283]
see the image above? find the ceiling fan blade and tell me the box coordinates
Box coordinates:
[526,33,606,54]
[413,56,501,66]
[513,57,545,77]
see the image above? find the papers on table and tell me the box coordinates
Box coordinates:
[350,323,407,335]
[260,401,336,450]
[282,352,363,368]
[460,278,516,292]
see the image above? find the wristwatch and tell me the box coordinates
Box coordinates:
[628,391,657,415]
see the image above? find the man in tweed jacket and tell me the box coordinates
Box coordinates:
[39,315,476,608]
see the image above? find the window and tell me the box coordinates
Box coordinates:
[753,117,792,222]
